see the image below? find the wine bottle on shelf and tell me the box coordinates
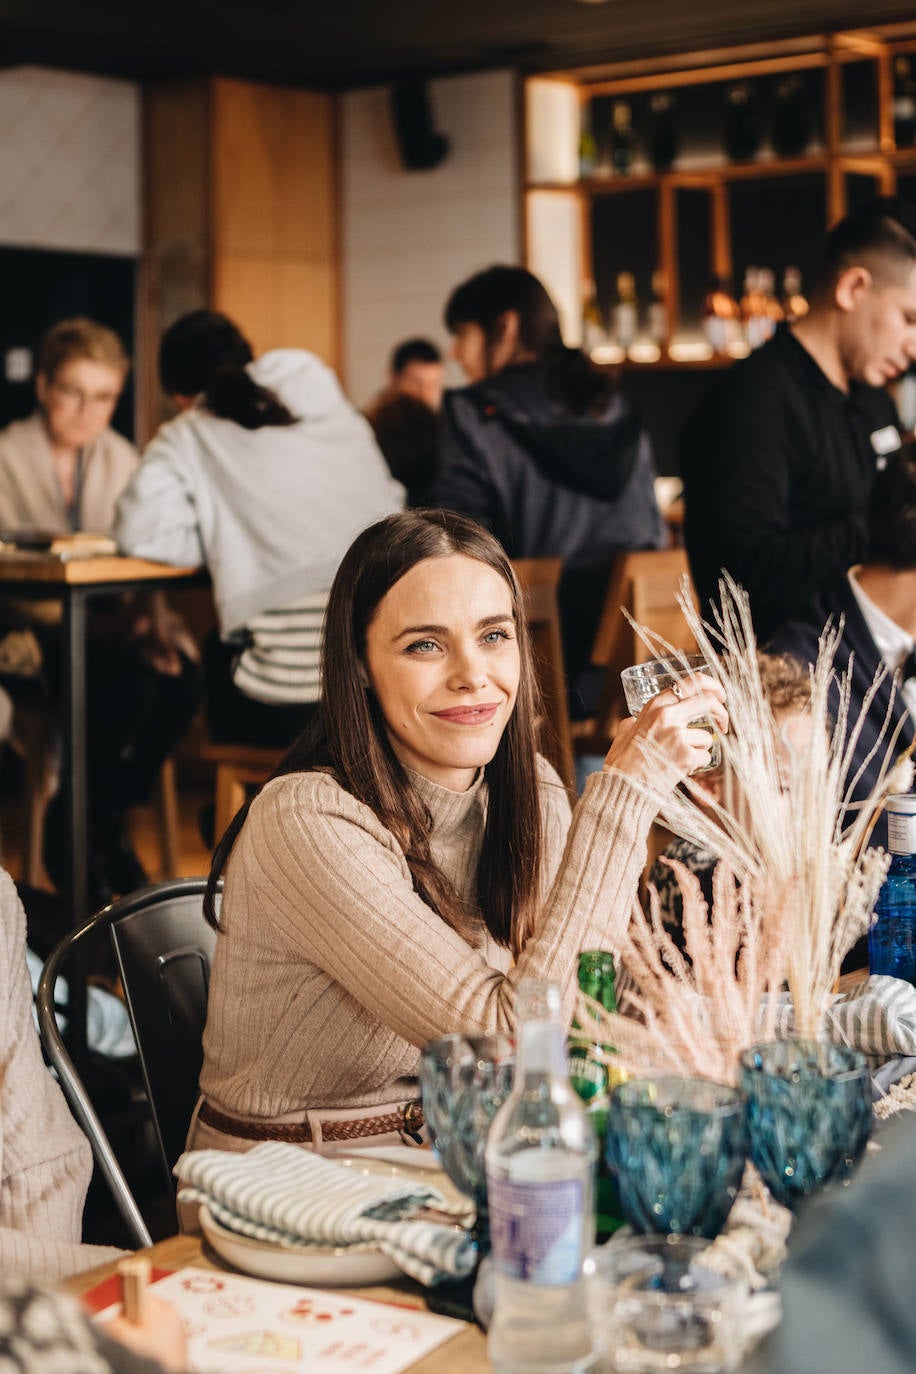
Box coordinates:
[724,82,762,162]
[760,268,783,341]
[702,276,741,355]
[610,100,636,175]
[578,105,598,179]
[894,57,916,149]
[581,281,607,358]
[648,91,678,171]
[781,266,809,323]
[646,269,668,349]
[771,75,810,158]
[740,267,770,350]
[611,272,639,352]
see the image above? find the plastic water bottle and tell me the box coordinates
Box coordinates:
[869,794,916,984]
[486,979,597,1374]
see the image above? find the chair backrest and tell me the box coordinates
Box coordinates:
[36,878,218,1247]
[109,881,218,1184]
[512,557,575,792]
[587,548,698,745]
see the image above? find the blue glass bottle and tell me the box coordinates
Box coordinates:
[869,795,916,984]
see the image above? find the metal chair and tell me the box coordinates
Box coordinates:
[37,877,219,1248]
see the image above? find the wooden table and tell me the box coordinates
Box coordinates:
[0,551,209,1058]
[64,1234,490,1373]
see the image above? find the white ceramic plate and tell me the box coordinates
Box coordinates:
[199,1206,403,1287]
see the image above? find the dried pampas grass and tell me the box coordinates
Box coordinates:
[580,576,908,1073]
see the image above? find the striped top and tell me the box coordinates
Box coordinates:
[233,593,327,705]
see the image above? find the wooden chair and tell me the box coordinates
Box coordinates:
[578,548,699,753]
[11,703,180,888]
[200,740,284,844]
[512,558,575,793]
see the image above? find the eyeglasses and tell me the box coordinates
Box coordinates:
[50,380,120,411]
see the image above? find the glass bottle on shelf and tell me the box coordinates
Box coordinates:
[760,268,783,340]
[702,276,741,355]
[869,795,916,986]
[740,267,771,350]
[486,979,597,1374]
[781,266,809,323]
[894,57,916,150]
[578,104,598,180]
[648,91,678,171]
[581,280,607,358]
[645,269,668,349]
[611,272,639,353]
[771,75,810,158]
[610,100,636,176]
[724,81,762,162]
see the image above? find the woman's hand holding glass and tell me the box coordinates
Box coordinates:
[603,674,728,787]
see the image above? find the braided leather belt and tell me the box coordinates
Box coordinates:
[198,1098,424,1144]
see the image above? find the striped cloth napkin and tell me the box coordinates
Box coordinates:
[174,1143,477,1287]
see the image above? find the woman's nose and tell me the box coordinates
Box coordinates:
[448,646,487,691]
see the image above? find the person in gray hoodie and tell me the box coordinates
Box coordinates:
[115,312,404,749]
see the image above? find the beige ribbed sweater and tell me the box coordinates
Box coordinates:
[198,758,656,1122]
[0,870,125,1278]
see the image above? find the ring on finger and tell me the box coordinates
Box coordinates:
[670,682,683,701]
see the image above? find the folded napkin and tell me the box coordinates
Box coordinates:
[770,974,916,1068]
[174,1143,476,1287]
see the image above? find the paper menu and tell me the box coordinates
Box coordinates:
[94,1267,465,1374]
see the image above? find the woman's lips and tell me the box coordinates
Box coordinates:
[431,703,501,724]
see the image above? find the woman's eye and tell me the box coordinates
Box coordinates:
[406,639,439,654]
[483,628,512,645]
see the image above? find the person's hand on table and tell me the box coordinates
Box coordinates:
[604,673,728,789]
[105,1294,188,1372]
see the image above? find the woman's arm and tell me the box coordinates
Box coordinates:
[114,438,205,569]
[0,871,126,1280]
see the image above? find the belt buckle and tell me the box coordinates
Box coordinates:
[402,1101,424,1141]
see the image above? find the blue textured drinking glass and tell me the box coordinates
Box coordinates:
[605,1077,748,1240]
[739,1039,872,1209]
[419,1033,515,1234]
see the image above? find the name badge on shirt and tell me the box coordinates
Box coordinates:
[871,425,902,469]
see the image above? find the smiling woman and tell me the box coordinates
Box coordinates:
[184,509,727,1168]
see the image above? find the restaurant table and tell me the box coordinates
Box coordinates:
[64,1233,490,1373]
[0,550,209,1060]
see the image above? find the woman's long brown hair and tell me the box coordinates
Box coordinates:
[204,510,545,957]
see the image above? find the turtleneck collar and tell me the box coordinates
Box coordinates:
[404,766,487,840]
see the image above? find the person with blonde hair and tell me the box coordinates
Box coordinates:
[0,317,200,906]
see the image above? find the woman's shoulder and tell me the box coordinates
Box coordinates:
[535,754,573,819]
[248,770,402,844]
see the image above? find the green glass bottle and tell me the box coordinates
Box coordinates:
[567,950,626,1240]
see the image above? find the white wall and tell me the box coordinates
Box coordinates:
[341,69,520,407]
[0,66,140,256]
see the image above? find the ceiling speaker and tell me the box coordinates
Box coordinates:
[390,81,449,171]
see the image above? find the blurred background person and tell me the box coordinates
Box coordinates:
[431,265,664,720]
[366,337,444,506]
[769,446,916,850]
[116,310,404,755]
[0,318,200,907]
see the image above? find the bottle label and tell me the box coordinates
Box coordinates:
[487,1176,585,1286]
[888,810,916,855]
[567,1045,608,1103]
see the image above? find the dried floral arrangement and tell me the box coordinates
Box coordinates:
[578,576,912,1082]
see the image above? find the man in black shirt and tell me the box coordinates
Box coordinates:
[681,202,916,640]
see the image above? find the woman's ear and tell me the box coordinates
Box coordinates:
[357,662,371,689]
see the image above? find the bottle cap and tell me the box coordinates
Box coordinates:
[885,794,916,814]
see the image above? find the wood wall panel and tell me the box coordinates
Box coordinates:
[212,256,337,361]
[211,79,336,258]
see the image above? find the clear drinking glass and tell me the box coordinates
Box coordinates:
[620,654,721,771]
[584,1234,747,1373]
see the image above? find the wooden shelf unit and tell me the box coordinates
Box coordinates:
[524,21,916,360]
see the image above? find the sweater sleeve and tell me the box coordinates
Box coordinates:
[114,435,205,568]
[0,871,126,1280]
[237,766,655,1045]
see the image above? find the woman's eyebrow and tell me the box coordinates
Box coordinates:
[392,611,515,642]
